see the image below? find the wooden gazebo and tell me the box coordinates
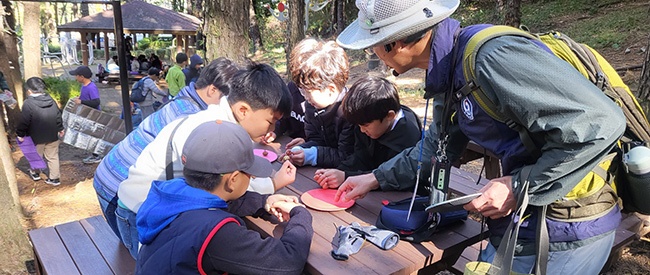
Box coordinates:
[57,0,201,65]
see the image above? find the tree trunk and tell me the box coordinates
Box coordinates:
[249,0,263,54]
[0,120,31,274]
[284,0,305,76]
[0,0,24,135]
[187,0,202,18]
[23,2,41,79]
[336,0,345,35]
[203,0,250,62]
[81,3,89,17]
[503,0,522,27]
[638,35,650,115]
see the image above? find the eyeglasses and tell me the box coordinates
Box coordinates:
[364,42,396,55]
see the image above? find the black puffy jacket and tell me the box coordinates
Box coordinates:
[302,97,354,168]
[17,94,63,144]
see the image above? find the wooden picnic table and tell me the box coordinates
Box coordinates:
[246,136,489,274]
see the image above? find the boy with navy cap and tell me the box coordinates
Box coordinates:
[136,120,313,274]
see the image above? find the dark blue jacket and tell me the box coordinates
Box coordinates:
[136,178,313,275]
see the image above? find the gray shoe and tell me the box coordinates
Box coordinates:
[29,170,41,181]
[82,155,103,164]
[45,178,60,186]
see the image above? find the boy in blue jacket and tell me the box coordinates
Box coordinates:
[314,76,422,188]
[136,120,313,275]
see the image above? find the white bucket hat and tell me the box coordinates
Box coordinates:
[337,0,460,50]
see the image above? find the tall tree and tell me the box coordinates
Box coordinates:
[0,2,32,272]
[638,35,650,115]
[285,0,305,76]
[203,0,250,62]
[23,2,41,79]
[335,0,344,35]
[249,0,263,54]
[503,0,521,27]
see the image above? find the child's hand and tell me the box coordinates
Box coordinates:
[272,161,297,190]
[73,97,81,104]
[265,194,302,222]
[285,148,305,166]
[58,130,65,138]
[286,138,305,149]
[17,136,24,143]
[314,169,345,189]
[261,132,276,145]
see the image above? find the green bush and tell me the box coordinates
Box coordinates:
[138,37,152,50]
[47,43,61,53]
[42,77,81,106]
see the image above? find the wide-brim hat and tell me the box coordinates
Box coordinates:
[337,0,460,50]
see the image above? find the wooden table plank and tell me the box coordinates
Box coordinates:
[55,221,114,275]
[28,227,81,275]
[80,216,136,275]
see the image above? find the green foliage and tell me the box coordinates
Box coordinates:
[138,37,152,50]
[42,77,81,106]
[47,43,61,53]
[260,47,287,73]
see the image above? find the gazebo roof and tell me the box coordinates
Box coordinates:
[57,1,201,35]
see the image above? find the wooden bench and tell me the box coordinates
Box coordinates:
[28,216,135,275]
[101,73,144,84]
[445,161,641,274]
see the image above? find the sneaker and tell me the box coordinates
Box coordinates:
[29,169,41,181]
[82,155,103,164]
[45,178,60,186]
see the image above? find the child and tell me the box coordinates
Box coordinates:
[70,65,103,164]
[16,77,65,185]
[283,38,355,168]
[314,76,422,189]
[117,62,294,257]
[183,54,203,85]
[166,52,188,97]
[274,81,306,139]
[137,67,167,119]
[136,120,313,274]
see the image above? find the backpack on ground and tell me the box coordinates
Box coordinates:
[460,26,650,214]
[129,77,149,103]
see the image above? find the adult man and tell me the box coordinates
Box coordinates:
[93,58,238,240]
[335,0,625,274]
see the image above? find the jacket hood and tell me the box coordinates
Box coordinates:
[30,94,56,108]
[190,54,203,66]
[136,178,228,244]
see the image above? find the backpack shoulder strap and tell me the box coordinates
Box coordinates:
[460,26,540,155]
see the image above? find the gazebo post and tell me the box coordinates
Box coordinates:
[184,35,189,55]
[133,34,138,50]
[104,32,109,63]
[81,31,89,66]
[176,35,183,53]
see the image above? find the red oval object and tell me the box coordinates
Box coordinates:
[277,2,285,12]
[301,189,355,212]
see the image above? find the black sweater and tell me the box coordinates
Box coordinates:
[17,94,63,144]
[338,106,422,178]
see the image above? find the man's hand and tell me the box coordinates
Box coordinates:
[335,173,380,202]
[272,161,297,190]
[464,175,517,219]
[314,169,345,189]
[265,194,302,222]
[286,138,305,149]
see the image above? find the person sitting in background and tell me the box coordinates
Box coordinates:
[314,76,421,189]
[130,55,140,74]
[135,120,312,275]
[149,54,162,70]
[107,56,119,73]
[183,54,203,86]
[138,55,150,73]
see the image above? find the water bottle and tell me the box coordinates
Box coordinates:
[0,91,17,109]
[624,145,650,214]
